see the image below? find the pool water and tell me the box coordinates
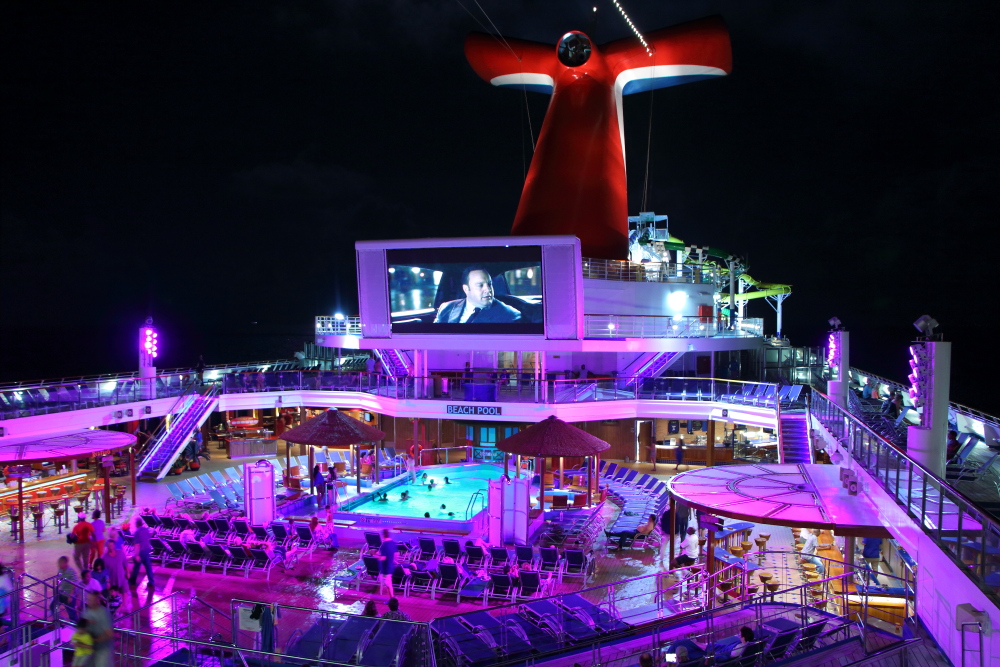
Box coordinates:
[345,464,503,520]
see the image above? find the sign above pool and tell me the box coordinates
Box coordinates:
[446,405,503,416]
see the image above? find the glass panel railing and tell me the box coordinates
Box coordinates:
[812,390,1000,606]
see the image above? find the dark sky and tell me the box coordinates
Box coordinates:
[2,2,998,409]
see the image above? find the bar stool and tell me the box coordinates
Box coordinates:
[758,571,773,585]
[53,506,66,534]
[740,539,753,554]
[31,505,45,538]
[730,545,744,558]
[754,537,768,564]
[114,487,127,514]
[8,505,21,538]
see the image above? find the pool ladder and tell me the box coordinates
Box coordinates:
[465,490,486,520]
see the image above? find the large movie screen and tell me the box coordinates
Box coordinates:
[387,246,543,334]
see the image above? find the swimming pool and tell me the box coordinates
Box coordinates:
[334,463,503,533]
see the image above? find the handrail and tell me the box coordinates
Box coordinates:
[960,621,984,667]
[840,638,923,667]
[776,385,785,464]
[851,366,1000,430]
[812,389,1000,608]
[136,378,205,471]
[0,359,297,391]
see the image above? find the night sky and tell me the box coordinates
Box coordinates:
[2,2,997,410]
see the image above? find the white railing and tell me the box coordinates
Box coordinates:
[315,316,362,336]
[583,257,721,285]
[316,315,763,340]
[585,315,764,339]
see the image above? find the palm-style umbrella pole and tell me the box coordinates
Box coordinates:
[496,415,610,513]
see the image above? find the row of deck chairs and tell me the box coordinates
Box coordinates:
[139,513,330,551]
[666,613,846,667]
[597,463,668,550]
[430,594,634,667]
[165,467,248,512]
[537,505,605,548]
[721,383,803,408]
[284,614,419,666]
[136,534,296,579]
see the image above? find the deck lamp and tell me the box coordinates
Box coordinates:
[138,317,159,368]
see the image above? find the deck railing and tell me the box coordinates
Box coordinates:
[0,371,785,420]
[812,390,1000,607]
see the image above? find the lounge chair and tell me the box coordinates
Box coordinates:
[557,593,629,632]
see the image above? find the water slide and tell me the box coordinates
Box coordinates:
[653,240,792,301]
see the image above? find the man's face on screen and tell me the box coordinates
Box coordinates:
[463,270,494,308]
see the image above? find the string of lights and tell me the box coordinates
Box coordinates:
[609,0,653,55]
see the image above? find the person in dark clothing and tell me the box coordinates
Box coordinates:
[862,537,883,583]
[674,439,685,471]
[312,465,327,509]
[128,518,155,590]
[195,356,206,385]
[377,529,396,597]
[946,431,961,461]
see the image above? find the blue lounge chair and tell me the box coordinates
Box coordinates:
[461,611,534,659]
[520,599,600,642]
[328,616,378,664]
[433,617,496,667]
[557,593,630,632]
[359,618,412,666]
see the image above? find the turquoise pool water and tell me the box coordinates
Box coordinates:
[344,463,503,520]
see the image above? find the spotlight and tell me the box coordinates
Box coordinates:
[913,315,939,336]
[827,317,842,329]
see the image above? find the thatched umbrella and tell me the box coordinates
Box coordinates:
[497,415,610,510]
[281,408,385,493]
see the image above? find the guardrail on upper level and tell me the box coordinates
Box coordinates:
[0,359,298,392]
[582,257,721,285]
[316,314,764,340]
[851,367,1000,431]
[0,371,784,420]
[584,315,763,339]
[811,390,1000,608]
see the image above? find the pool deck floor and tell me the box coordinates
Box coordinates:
[1,459,731,624]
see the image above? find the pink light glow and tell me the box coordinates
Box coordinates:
[145,329,152,335]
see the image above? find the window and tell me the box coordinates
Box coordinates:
[480,427,496,444]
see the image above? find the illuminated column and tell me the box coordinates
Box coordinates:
[138,318,159,399]
[906,339,951,477]
[826,323,849,409]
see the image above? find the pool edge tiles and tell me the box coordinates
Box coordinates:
[334,463,504,534]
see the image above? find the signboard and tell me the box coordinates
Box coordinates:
[5,465,33,478]
[446,405,502,416]
[698,512,723,530]
[230,416,260,428]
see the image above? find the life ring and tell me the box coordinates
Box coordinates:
[409,442,424,459]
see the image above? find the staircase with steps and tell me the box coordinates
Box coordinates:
[138,384,219,481]
[374,349,411,377]
[619,351,682,389]
[780,411,812,464]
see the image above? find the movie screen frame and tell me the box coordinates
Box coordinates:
[386,246,544,334]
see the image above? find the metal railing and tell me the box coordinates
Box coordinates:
[1,370,785,419]
[314,314,765,340]
[0,359,298,392]
[582,257,721,285]
[584,314,764,339]
[812,390,1000,607]
[850,366,1000,431]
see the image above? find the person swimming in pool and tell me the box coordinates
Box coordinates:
[444,477,451,484]
[447,512,455,518]
[437,504,448,516]
[424,512,431,518]
[400,491,409,501]
[421,473,428,483]
[427,479,437,489]
[376,492,388,502]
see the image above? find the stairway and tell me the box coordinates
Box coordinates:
[780,412,812,464]
[374,349,411,376]
[138,385,219,481]
[620,351,681,389]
